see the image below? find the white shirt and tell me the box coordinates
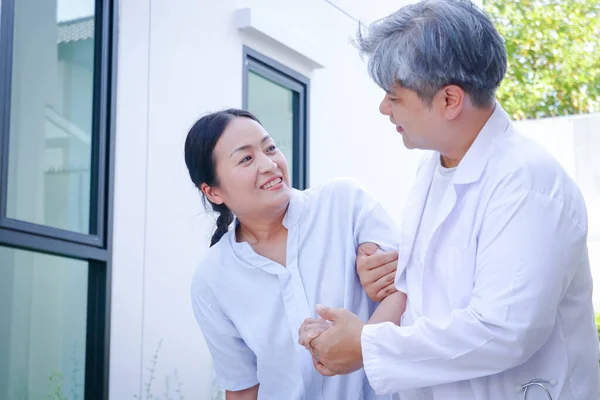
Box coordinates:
[400,163,456,400]
[191,178,399,400]
[362,103,600,400]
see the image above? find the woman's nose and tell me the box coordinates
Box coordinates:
[257,153,277,173]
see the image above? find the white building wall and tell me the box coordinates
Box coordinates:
[111,1,416,398]
[111,1,598,398]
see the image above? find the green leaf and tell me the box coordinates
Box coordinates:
[483,0,600,120]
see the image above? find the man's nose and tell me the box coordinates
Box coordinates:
[379,96,392,116]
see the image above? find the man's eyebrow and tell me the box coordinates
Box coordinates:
[230,135,271,157]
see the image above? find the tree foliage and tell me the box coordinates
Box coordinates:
[483,0,600,120]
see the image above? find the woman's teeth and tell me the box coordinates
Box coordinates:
[262,178,282,189]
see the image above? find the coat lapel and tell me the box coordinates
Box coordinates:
[423,102,511,253]
[396,153,438,278]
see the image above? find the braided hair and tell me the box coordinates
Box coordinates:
[184,109,261,246]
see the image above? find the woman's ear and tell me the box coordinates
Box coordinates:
[200,183,224,205]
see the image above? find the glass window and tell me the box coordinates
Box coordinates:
[0,246,88,400]
[247,71,296,178]
[6,0,96,233]
[0,0,114,397]
[244,48,309,189]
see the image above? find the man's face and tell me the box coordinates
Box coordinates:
[379,84,446,151]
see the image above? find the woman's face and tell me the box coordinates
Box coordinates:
[204,117,291,218]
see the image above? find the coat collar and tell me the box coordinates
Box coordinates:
[452,102,511,185]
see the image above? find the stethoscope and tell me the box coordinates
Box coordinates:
[516,379,556,400]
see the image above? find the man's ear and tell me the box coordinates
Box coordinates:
[441,85,464,120]
[200,182,224,205]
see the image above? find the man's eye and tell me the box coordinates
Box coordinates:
[266,145,277,152]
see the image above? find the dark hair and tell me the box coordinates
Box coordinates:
[184,108,261,247]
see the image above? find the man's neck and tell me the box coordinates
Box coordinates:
[440,103,496,168]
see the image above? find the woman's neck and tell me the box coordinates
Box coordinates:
[236,205,288,245]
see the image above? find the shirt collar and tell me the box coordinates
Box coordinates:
[452,101,511,185]
[229,187,305,268]
[282,188,305,229]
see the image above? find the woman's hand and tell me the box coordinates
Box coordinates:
[357,243,399,302]
[298,318,335,375]
[298,318,330,350]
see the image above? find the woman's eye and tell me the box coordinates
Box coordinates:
[240,155,252,164]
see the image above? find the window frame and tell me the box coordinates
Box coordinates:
[0,0,117,399]
[0,0,113,248]
[242,46,310,189]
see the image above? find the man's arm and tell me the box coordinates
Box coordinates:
[307,188,588,393]
[226,385,259,400]
[360,190,586,394]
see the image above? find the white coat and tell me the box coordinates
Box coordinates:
[361,104,600,400]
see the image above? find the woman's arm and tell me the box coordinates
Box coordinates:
[367,291,406,325]
[226,384,259,400]
[359,243,406,325]
[192,275,259,393]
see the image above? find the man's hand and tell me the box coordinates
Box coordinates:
[307,304,365,376]
[357,243,399,302]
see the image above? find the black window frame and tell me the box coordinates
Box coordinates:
[0,0,117,399]
[242,46,310,189]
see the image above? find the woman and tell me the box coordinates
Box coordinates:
[185,109,405,400]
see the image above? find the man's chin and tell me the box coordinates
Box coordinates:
[402,135,416,150]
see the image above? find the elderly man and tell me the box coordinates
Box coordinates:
[299,0,600,399]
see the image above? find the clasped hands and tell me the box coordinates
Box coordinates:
[297,243,399,376]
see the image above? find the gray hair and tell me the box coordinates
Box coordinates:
[355,0,507,108]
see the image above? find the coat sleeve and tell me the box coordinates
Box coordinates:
[361,187,588,394]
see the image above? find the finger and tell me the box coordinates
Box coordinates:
[375,282,398,301]
[357,251,398,273]
[314,359,336,376]
[298,322,330,348]
[300,317,324,326]
[311,354,331,374]
[372,270,397,294]
[310,348,335,376]
[361,260,398,286]
[298,317,326,338]
[316,304,344,322]
[357,242,379,257]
